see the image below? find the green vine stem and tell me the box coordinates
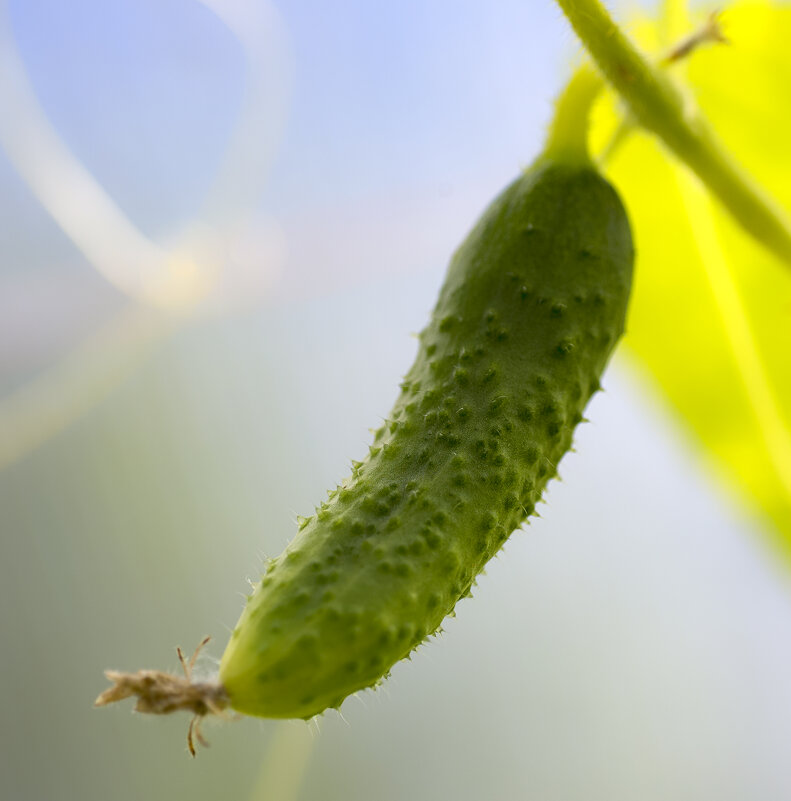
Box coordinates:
[553,0,791,267]
[543,64,603,165]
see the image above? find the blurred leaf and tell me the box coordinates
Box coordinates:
[591,1,791,561]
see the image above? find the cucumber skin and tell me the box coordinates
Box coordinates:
[220,158,634,719]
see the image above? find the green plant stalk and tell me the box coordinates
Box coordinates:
[553,0,791,267]
[544,64,603,166]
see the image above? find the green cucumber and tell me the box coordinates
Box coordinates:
[219,154,634,719]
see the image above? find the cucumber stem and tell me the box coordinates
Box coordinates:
[543,64,604,166]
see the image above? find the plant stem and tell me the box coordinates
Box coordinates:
[553,0,791,267]
[544,64,603,165]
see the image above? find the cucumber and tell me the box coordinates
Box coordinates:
[219,154,634,719]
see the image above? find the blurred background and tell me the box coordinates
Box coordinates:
[2,0,791,799]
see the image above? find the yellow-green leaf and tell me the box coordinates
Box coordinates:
[591,1,791,561]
